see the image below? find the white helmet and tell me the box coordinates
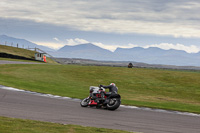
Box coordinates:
[110,83,116,86]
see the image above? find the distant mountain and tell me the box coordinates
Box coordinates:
[53,43,114,60]
[58,43,110,53]
[51,44,200,66]
[114,47,199,66]
[0,35,55,52]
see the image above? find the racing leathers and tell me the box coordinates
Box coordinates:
[99,84,118,104]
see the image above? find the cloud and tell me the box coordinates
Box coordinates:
[0,0,200,38]
[66,38,89,45]
[34,42,64,50]
[143,43,200,53]
[53,37,59,42]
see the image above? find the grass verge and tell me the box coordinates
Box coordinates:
[0,116,131,133]
[0,64,199,113]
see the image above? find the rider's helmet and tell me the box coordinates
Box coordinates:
[110,83,116,86]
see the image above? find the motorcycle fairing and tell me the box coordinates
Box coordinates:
[88,100,97,105]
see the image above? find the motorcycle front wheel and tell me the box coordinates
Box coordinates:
[80,98,89,107]
[106,98,121,110]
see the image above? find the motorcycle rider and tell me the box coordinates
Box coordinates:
[99,83,118,104]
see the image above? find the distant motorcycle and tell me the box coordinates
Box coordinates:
[80,86,121,110]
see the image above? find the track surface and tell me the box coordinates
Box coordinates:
[0,60,42,64]
[0,88,200,133]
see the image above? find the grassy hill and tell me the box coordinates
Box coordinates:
[0,45,57,64]
[0,45,36,59]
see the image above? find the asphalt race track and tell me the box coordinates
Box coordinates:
[0,88,200,133]
[0,60,42,64]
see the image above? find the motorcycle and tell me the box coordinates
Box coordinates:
[80,86,121,110]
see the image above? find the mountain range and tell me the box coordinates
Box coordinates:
[0,35,199,66]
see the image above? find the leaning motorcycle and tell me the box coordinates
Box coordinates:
[80,86,121,110]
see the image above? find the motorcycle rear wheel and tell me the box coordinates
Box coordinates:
[106,98,121,110]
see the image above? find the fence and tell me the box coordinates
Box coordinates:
[0,41,31,49]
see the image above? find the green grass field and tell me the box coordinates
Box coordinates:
[0,64,200,113]
[0,116,130,133]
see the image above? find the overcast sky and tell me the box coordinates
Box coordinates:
[0,0,200,53]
